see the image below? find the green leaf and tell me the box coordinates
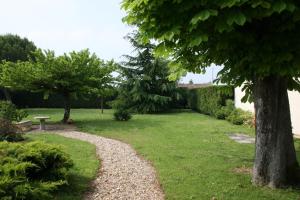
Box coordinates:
[235,13,246,25]
[286,3,296,12]
[190,10,218,25]
[227,12,246,26]
[251,1,271,9]
[273,1,287,13]
[188,35,208,47]
[221,0,240,8]
[154,43,172,58]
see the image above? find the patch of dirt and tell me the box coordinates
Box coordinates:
[232,166,252,175]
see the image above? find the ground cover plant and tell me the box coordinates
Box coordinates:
[25,133,99,200]
[26,109,300,200]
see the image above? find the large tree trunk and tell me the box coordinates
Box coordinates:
[62,93,71,124]
[252,75,300,188]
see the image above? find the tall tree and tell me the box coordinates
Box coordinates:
[122,0,300,187]
[116,34,179,113]
[1,49,114,123]
[0,34,36,101]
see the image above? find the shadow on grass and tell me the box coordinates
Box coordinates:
[75,117,164,133]
[53,173,93,200]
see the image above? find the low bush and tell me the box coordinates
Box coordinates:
[0,101,28,122]
[0,141,73,200]
[226,109,246,125]
[215,99,253,126]
[114,109,132,121]
[226,108,253,126]
[0,101,28,142]
[216,100,235,119]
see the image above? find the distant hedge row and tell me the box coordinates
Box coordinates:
[0,90,116,109]
[0,86,233,110]
[188,86,234,116]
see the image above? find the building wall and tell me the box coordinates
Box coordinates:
[235,87,300,136]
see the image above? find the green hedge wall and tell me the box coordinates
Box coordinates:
[0,90,117,109]
[188,86,234,116]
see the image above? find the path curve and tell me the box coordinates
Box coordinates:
[54,130,164,200]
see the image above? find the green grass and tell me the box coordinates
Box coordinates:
[25,133,99,200]
[26,109,300,200]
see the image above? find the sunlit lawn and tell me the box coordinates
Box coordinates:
[26,109,300,200]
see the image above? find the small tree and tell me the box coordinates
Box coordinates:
[116,34,179,113]
[88,60,117,114]
[1,49,114,123]
[0,34,36,101]
[122,0,300,187]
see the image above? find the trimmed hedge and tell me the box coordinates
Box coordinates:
[188,86,234,117]
[0,90,117,109]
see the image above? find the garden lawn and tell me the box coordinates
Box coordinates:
[25,133,99,200]
[26,109,300,200]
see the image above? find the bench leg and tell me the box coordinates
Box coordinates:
[40,119,46,130]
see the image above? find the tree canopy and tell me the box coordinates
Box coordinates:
[1,49,115,122]
[0,34,37,101]
[122,0,300,89]
[0,34,36,62]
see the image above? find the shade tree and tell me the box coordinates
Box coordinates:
[122,0,300,187]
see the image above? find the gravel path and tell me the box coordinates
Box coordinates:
[54,130,164,200]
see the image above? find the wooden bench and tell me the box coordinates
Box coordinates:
[15,120,32,132]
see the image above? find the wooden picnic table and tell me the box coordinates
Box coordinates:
[34,116,50,130]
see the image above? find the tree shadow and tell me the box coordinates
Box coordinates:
[53,173,93,200]
[75,117,164,133]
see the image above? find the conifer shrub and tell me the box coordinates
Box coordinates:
[0,141,73,199]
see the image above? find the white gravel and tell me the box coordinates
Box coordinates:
[54,131,164,200]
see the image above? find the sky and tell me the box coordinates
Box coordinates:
[0,0,220,83]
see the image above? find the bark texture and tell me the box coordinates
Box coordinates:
[252,76,300,188]
[62,93,71,124]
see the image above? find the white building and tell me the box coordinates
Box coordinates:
[235,87,300,136]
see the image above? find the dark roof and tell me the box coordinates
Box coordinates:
[177,83,212,89]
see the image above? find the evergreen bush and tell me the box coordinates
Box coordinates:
[114,109,132,121]
[0,141,73,200]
